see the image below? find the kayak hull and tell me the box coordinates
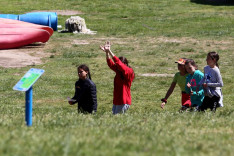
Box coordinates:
[0,18,53,36]
[0,28,50,49]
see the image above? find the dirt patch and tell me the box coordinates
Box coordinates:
[139,73,174,77]
[72,40,90,45]
[0,44,49,68]
[156,37,184,43]
[29,10,83,16]
[72,37,135,46]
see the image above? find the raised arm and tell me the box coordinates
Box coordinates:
[100,41,114,56]
[100,41,134,78]
[100,41,117,71]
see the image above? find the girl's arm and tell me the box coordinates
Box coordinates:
[101,41,133,77]
[106,52,118,72]
[207,69,223,87]
[161,82,176,109]
[69,83,79,105]
[197,70,205,93]
[100,42,117,72]
[185,78,191,94]
[163,82,176,100]
[90,83,97,112]
[112,56,133,78]
[193,85,204,96]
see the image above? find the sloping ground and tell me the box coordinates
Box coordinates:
[0,10,83,68]
[0,31,232,68]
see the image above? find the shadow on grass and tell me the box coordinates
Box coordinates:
[190,0,234,6]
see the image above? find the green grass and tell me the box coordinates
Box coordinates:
[0,0,234,155]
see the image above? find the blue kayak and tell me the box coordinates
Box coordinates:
[0,12,57,31]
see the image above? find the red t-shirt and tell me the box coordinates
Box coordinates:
[107,56,134,105]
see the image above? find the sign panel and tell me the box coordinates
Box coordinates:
[13,68,44,91]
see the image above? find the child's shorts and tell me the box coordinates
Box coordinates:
[200,95,220,111]
[182,92,191,108]
[112,104,130,115]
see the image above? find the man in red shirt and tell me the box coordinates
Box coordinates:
[100,41,135,114]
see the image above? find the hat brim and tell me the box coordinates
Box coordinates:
[175,61,185,65]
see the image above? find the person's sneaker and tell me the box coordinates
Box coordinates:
[189,106,199,112]
[189,108,194,112]
[179,106,189,113]
[181,106,188,110]
[194,106,199,112]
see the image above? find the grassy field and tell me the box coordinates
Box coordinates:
[0,0,234,155]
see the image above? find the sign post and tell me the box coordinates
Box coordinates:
[13,68,44,126]
[25,87,33,126]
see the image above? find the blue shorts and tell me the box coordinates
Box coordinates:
[112,104,130,115]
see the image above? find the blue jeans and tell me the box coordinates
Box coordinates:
[112,104,130,115]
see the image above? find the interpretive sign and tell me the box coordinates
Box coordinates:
[13,68,44,91]
[13,68,44,126]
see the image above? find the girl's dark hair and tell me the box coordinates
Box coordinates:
[119,56,129,66]
[208,51,220,68]
[185,59,198,70]
[118,56,135,80]
[78,64,92,80]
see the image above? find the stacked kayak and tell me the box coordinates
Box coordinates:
[0,18,53,50]
[0,18,53,36]
[0,12,57,31]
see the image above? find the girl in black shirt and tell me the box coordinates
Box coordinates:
[68,64,97,113]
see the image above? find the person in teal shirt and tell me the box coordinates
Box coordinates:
[185,59,204,111]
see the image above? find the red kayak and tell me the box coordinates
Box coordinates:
[0,18,53,36]
[0,28,50,49]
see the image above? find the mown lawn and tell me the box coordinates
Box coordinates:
[0,0,233,155]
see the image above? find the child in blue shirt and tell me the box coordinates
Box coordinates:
[185,59,204,111]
